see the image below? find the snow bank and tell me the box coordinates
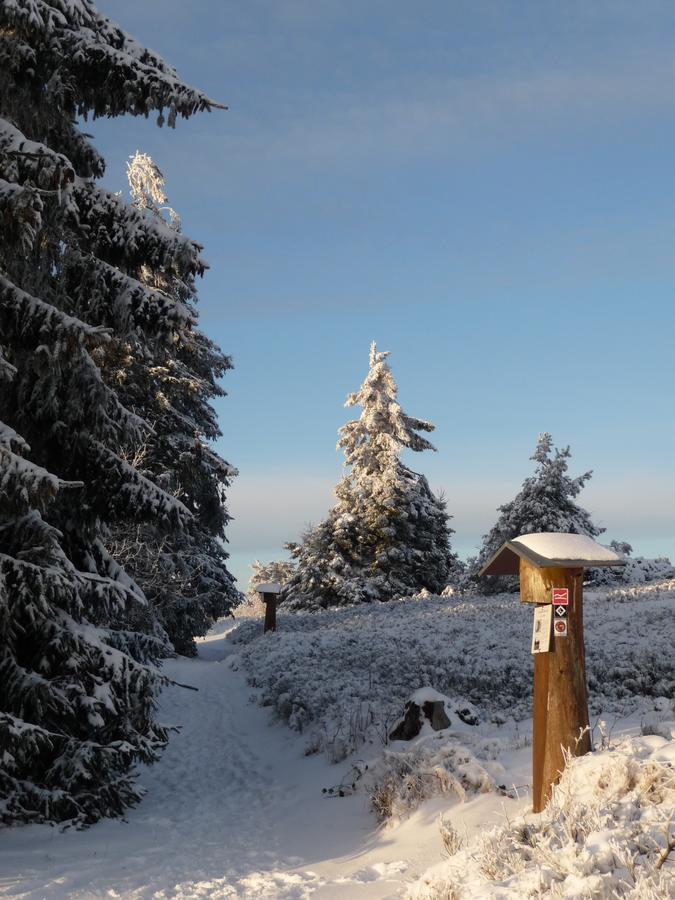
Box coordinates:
[231,582,674,762]
[409,733,675,899]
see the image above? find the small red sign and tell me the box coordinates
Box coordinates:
[552,588,569,605]
[554,619,568,636]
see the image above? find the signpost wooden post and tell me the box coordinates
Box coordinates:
[255,582,282,634]
[480,533,625,812]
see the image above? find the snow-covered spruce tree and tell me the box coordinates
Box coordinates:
[474,433,604,592]
[0,1,222,824]
[285,343,457,609]
[107,153,239,656]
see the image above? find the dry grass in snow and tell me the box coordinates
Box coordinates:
[409,733,675,899]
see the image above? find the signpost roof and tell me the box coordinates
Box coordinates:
[479,532,627,576]
[255,582,282,595]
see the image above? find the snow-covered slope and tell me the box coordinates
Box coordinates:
[410,734,675,899]
[231,583,674,761]
[1,583,672,898]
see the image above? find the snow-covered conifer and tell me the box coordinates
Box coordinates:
[285,343,457,609]
[0,0,223,824]
[108,152,239,656]
[474,433,604,591]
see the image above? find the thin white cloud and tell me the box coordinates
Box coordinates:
[225,470,675,567]
[203,51,675,167]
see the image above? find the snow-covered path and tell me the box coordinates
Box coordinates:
[1,621,492,899]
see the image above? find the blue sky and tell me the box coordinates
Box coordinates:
[96,1,675,586]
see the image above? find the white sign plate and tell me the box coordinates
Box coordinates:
[531,605,553,654]
[554,618,568,638]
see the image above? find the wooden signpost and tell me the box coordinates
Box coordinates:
[480,533,625,812]
[255,582,282,634]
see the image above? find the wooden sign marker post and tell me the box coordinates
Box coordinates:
[255,582,282,634]
[480,533,625,812]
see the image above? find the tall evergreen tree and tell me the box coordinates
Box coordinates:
[108,152,239,656]
[474,433,604,592]
[286,342,457,609]
[0,0,223,824]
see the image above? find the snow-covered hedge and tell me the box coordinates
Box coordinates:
[409,734,675,899]
[230,583,674,761]
[587,556,674,587]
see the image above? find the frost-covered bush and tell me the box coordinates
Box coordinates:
[409,734,675,899]
[365,731,495,822]
[231,582,675,761]
[588,557,675,588]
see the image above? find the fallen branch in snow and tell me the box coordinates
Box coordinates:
[169,679,199,692]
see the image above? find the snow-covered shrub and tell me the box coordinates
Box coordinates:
[587,556,674,587]
[409,734,675,899]
[365,731,495,822]
[438,816,464,856]
[232,582,674,762]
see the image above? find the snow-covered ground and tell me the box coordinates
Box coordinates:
[231,583,674,762]
[0,620,479,898]
[1,584,673,898]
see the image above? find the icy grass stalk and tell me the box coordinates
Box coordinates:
[410,734,675,899]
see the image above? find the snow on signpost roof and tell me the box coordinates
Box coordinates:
[479,532,626,576]
[255,582,282,595]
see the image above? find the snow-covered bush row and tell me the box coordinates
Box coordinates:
[409,733,675,899]
[231,582,674,761]
[587,557,674,587]
[605,577,675,602]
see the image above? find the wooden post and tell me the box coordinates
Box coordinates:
[262,592,277,634]
[520,559,591,812]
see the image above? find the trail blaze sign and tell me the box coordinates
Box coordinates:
[552,588,569,605]
[554,619,568,637]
